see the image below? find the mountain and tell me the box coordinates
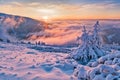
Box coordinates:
[0,13,45,42]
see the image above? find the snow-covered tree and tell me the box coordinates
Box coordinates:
[93,21,101,48]
[70,21,105,64]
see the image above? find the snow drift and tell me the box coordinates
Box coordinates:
[72,52,120,80]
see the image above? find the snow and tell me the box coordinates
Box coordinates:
[70,22,120,80]
[0,42,77,80]
[0,34,120,80]
[0,13,120,80]
[73,52,120,80]
[70,21,105,64]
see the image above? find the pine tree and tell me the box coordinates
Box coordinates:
[70,21,105,64]
[92,21,104,57]
[93,21,101,48]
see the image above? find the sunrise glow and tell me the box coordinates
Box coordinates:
[42,16,49,21]
[0,0,120,20]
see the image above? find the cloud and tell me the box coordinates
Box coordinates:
[0,0,67,5]
[82,2,120,9]
[0,0,120,19]
[1,0,119,10]
[10,2,23,7]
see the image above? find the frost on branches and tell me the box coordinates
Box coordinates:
[70,21,105,63]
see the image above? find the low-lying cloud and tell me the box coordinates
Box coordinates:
[29,20,120,45]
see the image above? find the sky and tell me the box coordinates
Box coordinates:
[0,0,120,20]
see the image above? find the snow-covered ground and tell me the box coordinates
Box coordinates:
[73,52,120,80]
[0,41,120,80]
[0,13,120,80]
[0,42,77,80]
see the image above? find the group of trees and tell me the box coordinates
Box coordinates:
[70,21,105,63]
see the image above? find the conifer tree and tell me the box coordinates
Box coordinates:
[70,21,105,64]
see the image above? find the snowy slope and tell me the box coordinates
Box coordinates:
[0,42,77,80]
[1,42,120,80]
[0,13,45,41]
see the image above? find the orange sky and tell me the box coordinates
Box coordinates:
[0,1,120,20]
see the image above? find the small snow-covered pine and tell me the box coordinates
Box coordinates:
[70,21,105,64]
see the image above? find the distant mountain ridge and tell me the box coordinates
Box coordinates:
[0,13,45,42]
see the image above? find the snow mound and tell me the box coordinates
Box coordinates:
[73,52,120,80]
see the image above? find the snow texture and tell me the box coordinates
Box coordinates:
[73,52,120,80]
[0,42,77,80]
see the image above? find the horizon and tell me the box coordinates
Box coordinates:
[1,12,120,21]
[0,0,120,20]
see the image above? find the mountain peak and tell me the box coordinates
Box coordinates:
[0,13,45,42]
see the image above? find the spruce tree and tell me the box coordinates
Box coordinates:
[70,21,105,64]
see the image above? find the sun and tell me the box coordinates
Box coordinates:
[42,16,49,21]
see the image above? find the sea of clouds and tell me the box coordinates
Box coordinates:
[29,20,120,45]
